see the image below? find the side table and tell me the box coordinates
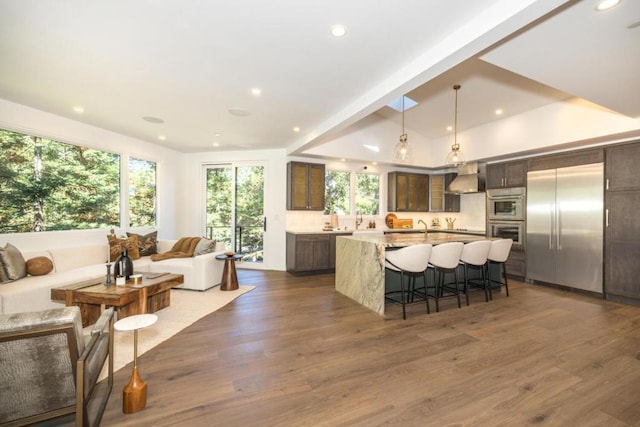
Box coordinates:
[114,313,158,414]
[215,253,242,291]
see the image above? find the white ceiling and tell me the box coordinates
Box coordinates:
[0,0,638,165]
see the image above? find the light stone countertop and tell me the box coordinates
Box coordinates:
[286,228,486,236]
[340,231,490,248]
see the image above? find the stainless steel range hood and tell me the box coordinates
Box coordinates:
[446,161,486,194]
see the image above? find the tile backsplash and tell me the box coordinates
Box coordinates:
[286,193,487,232]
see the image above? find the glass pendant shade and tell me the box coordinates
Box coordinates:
[445,147,465,166]
[445,84,465,166]
[393,134,411,162]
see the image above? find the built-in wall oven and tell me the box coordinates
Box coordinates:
[487,187,526,250]
[487,187,526,221]
[487,220,525,250]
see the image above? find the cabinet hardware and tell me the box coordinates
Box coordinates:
[606,178,609,190]
[606,208,609,227]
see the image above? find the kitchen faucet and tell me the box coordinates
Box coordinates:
[418,219,428,233]
[355,211,363,230]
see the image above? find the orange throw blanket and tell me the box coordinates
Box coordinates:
[150,237,201,261]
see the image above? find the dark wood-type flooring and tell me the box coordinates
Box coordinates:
[101,270,640,426]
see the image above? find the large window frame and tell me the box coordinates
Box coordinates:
[324,169,380,216]
[0,127,157,234]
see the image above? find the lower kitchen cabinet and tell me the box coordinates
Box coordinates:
[504,249,525,278]
[286,232,350,275]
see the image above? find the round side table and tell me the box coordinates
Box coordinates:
[114,313,158,414]
[215,254,243,291]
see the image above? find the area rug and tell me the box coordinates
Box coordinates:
[99,285,254,380]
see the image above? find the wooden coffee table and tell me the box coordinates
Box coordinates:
[51,273,184,327]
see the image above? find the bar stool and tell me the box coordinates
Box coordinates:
[487,238,513,297]
[428,242,464,311]
[459,240,492,305]
[384,244,432,319]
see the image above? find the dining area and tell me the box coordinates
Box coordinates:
[335,232,513,319]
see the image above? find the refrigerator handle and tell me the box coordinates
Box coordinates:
[556,207,562,250]
[606,208,609,228]
[549,205,554,250]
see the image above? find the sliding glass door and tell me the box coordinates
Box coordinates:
[205,163,265,266]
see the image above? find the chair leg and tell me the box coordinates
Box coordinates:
[481,263,489,302]
[431,268,439,313]
[503,262,510,297]
[423,271,430,314]
[399,271,406,320]
[454,268,461,308]
[463,264,470,306]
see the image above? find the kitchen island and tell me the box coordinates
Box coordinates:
[335,232,490,315]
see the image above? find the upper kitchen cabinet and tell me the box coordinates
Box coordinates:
[606,143,640,191]
[388,172,429,212]
[486,160,527,189]
[287,161,325,210]
[429,173,460,212]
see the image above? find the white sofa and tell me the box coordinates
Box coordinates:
[0,239,226,315]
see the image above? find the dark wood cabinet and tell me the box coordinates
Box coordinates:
[286,232,350,274]
[287,162,325,210]
[486,160,527,189]
[429,173,460,212]
[388,172,429,212]
[605,142,640,305]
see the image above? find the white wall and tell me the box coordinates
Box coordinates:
[182,149,288,272]
[0,99,184,252]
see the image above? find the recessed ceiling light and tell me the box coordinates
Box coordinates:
[331,24,347,37]
[143,116,164,124]
[446,125,453,131]
[229,107,251,117]
[495,109,503,115]
[214,133,221,137]
[158,135,166,141]
[73,106,84,114]
[293,126,300,132]
[372,162,378,165]
[212,142,220,147]
[595,0,621,11]
[251,88,262,96]
[340,158,346,162]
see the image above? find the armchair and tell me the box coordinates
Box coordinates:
[0,306,114,426]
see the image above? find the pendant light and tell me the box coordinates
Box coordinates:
[445,84,465,166]
[393,95,411,163]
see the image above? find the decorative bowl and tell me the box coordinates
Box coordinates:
[224,251,236,256]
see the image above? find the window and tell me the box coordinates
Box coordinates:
[0,128,120,233]
[129,157,157,227]
[356,173,380,215]
[324,170,350,215]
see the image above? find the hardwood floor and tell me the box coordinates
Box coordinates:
[101,270,640,426]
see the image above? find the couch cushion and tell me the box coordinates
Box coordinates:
[127,231,158,257]
[107,233,140,262]
[25,256,54,276]
[50,246,108,273]
[0,243,27,282]
[194,238,217,256]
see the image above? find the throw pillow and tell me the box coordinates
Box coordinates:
[107,233,140,262]
[0,260,8,284]
[26,256,54,276]
[0,243,27,282]
[194,238,217,256]
[126,231,158,257]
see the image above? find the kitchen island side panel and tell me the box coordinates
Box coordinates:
[335,236,386,315]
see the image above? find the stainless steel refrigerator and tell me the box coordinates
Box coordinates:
[526,163,603,293]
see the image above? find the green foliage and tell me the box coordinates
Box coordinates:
[324,170,350,215]
[129,158,157,227]
[205,165,264,262]
[0,128,120,233]
[356,173,380,215]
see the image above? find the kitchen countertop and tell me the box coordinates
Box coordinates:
[342,231,490,247]
[286,228,486,236]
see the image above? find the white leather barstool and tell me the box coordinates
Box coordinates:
[459,240,492,305]
[385,244,432,319]
[487,238,513,297]
[428,242,464,311]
